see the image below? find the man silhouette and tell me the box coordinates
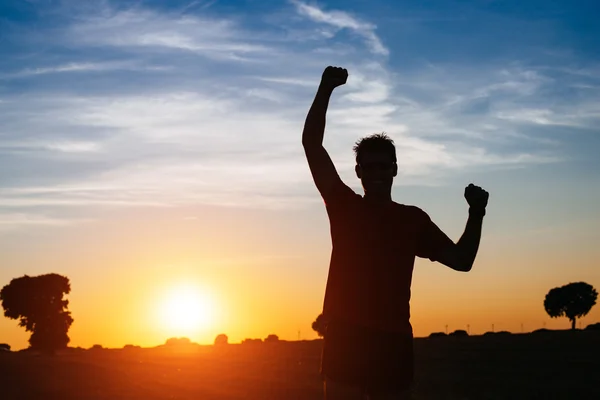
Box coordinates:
[302,66,489,400]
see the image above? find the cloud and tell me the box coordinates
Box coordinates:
[0,140,102,153]
[0,213,92,232]
[0,60,582,212]
[67,8,271,61]
[255,76,315,87]
[385,63,600,142]
[495,106,600,127]
[4,61,170,78]
[0,82,561,213]
[336,66,391,104]
[291,1,389,56]
[1,3,598,229]
[44,141,103,153]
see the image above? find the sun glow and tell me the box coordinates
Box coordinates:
[157,284,216,336]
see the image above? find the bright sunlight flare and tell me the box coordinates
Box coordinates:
[157,284,216,337]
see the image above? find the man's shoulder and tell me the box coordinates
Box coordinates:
[392,203,430,220]
[324,182,360,207]
[393,202,425,213]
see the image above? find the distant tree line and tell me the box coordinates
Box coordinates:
[1,272,598,354]
[310,281,598,339]
[241,334,280,344]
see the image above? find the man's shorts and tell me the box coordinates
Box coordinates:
[320,319,414,394]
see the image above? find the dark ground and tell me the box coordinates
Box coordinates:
[1,330,599,400]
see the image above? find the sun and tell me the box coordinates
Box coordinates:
[158,284,215,336]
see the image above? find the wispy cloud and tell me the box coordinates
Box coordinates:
[291,0,389,56]
[0,140,102,154]
[0,76,565,213]
[68,8,271,61]
[4,61,169,78]
[0,2,598,229]
[0,213,92,232]
[496,106,600,127]
[44,141,103,153]
[255,76,315,87]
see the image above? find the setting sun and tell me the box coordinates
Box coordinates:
[157,284,216,337]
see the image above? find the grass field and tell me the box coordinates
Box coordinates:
[1,330,598,400]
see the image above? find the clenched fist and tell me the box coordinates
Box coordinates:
[464,183,489,215]
[321,66,348,90]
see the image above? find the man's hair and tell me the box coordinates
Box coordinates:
[353,132,397,164]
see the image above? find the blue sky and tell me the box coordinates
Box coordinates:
[1,0,600,346]
[1,0,599,225]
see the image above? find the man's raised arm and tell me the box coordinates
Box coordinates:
[302,66,348,199]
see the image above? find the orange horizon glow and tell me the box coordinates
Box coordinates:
[1,0,600,362]
[154,283,218,339]
[2,261,599,352]
[1,199,599,352]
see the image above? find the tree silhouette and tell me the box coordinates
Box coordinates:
[165,337,192,346]
[428,332,446,338]
[544,282,598,330]
[0,273,73,354]
[241,338,262,345]
[586,322,600,331]
[312,313,327,337]
[214,334,228,345]
[264,334,279,343]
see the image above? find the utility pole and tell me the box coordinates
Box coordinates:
[521,323,523,333]
[467,324,470,335]
[492,323,494,333]
[445,324,448,334]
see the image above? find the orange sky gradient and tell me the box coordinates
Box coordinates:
[1,0,600,353]
[2,173,599,350]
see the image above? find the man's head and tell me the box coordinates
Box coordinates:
[353,133,397,197]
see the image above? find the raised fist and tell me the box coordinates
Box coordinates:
[464,183,489,212]
[321,66,348,89]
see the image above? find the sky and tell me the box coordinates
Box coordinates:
[1,0,599,350]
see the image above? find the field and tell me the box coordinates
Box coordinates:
[1,331,599,400]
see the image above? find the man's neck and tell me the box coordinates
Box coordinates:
[363,192,392,204]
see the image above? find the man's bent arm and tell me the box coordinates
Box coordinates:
[437,185,489,272]
[450,211,484,272]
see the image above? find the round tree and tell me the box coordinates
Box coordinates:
[312,313,327,337]
[0,273,73,353]
[214,334,228,345]
[544,282,597,330]
[264,334,279,343]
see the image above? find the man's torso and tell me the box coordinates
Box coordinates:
[322,184,429,333]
